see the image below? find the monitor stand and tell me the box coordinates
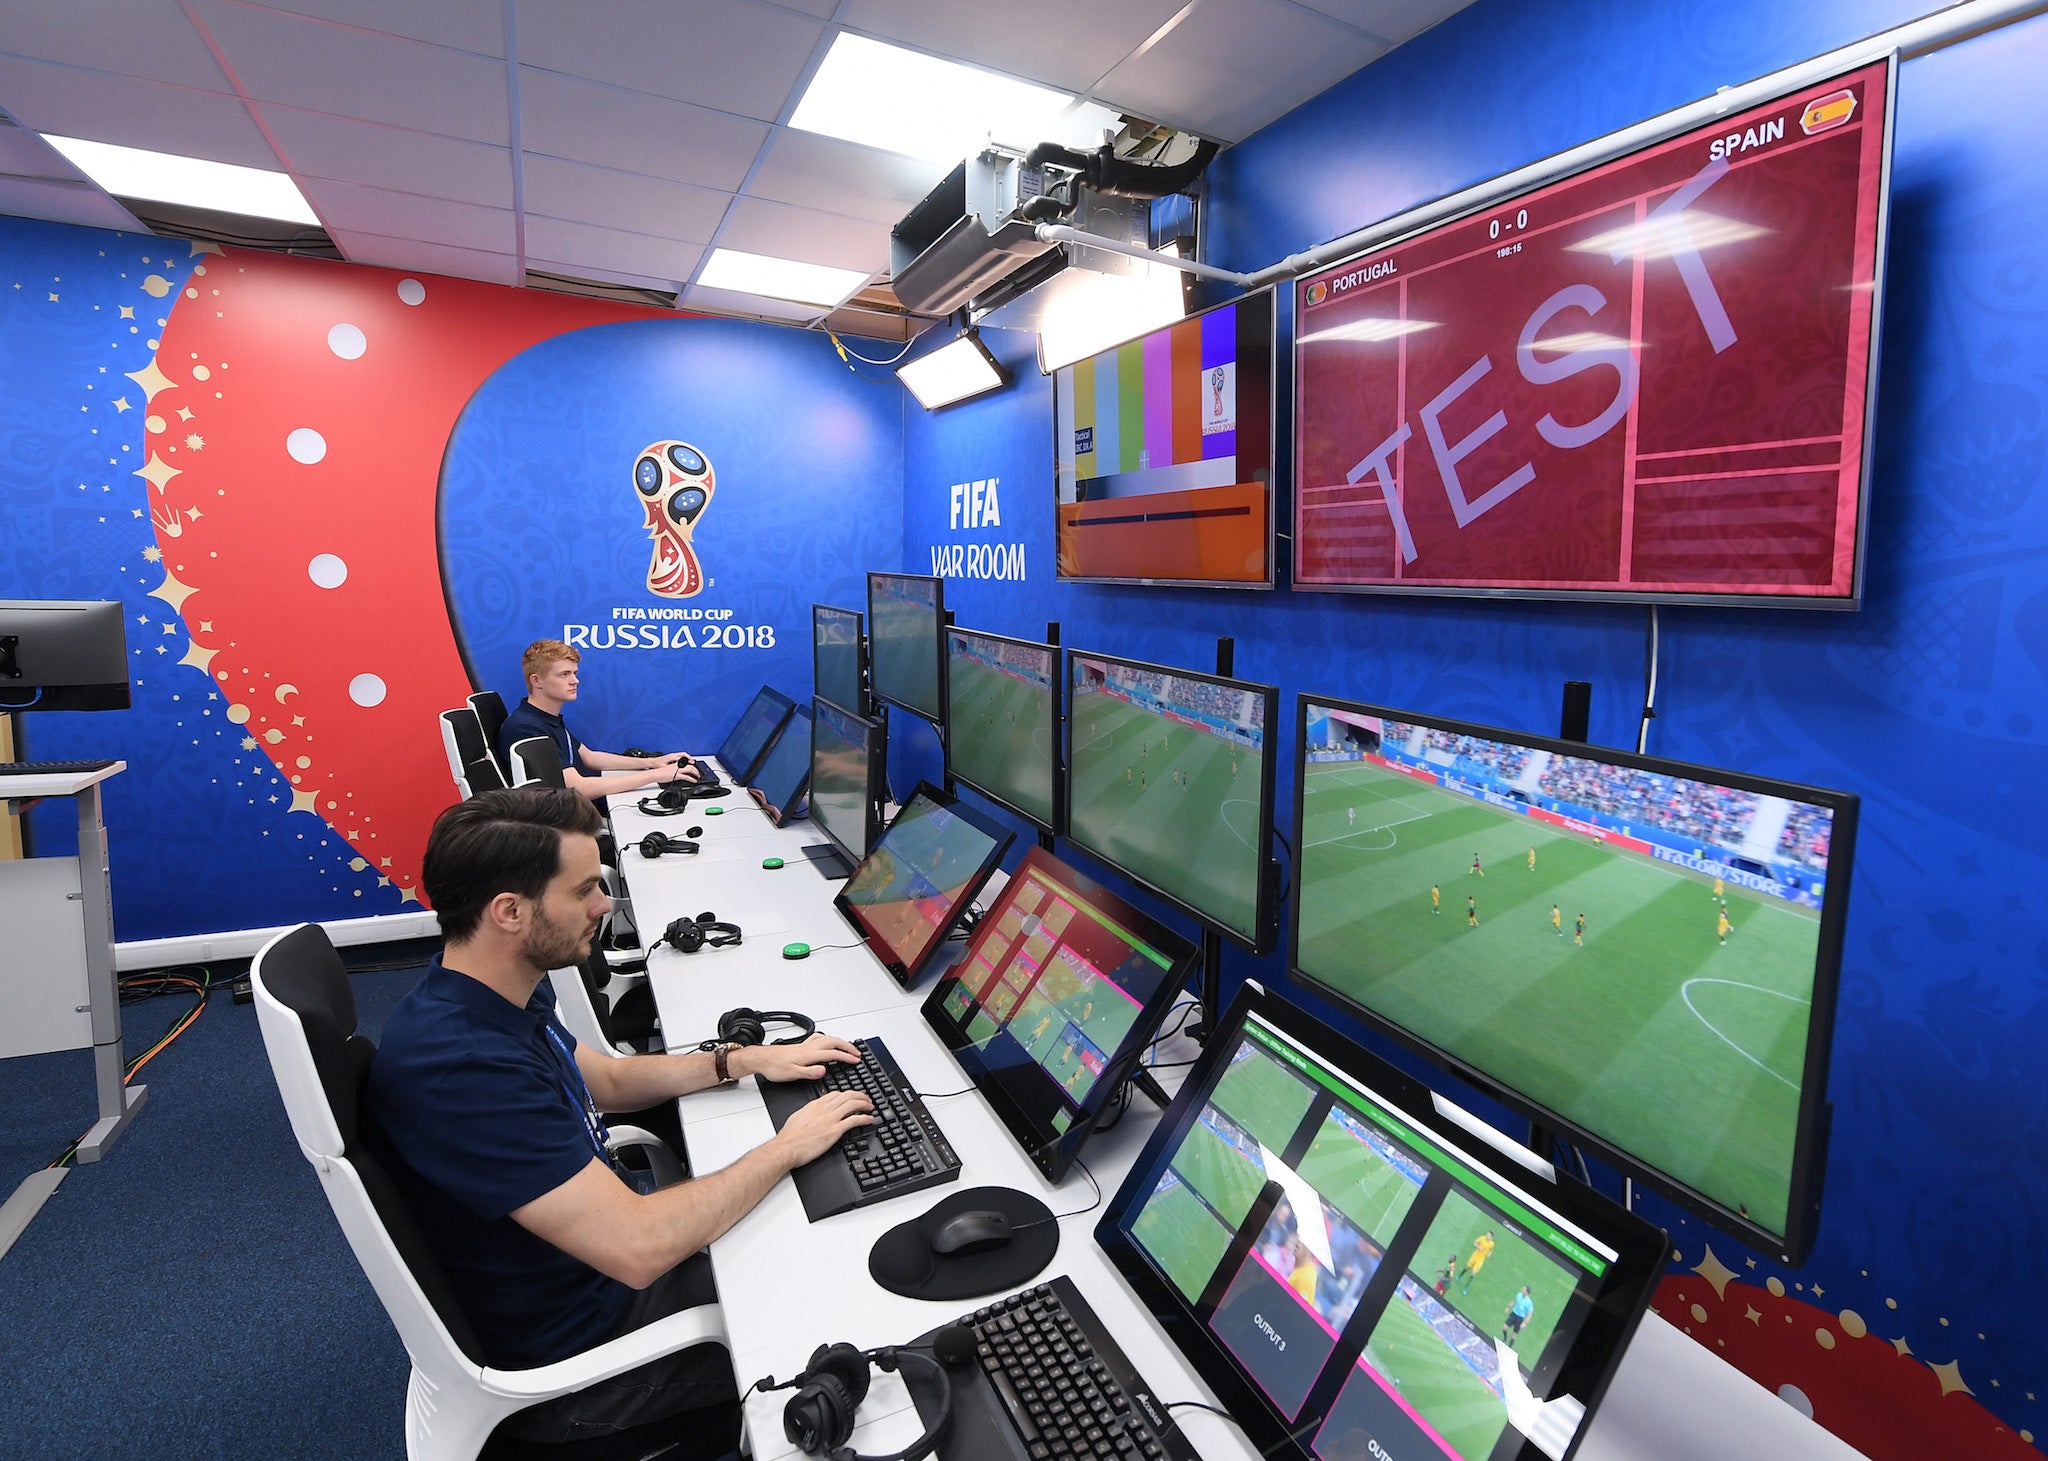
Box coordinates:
[1128,1068,1171,1109]
[799,842,853,878]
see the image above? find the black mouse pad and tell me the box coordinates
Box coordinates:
[868,1185,1057,1300]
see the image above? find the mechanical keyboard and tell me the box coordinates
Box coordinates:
[758,1035,960,1221]
[0,759,115,776]
[927,1276,1198,1461]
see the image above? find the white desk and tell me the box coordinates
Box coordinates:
[618,777,1868,1461]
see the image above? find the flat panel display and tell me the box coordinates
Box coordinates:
[1098,987,1671,1461]
[748,705,811,823]
[0,599,132,712]
[809,696,884,866]
[923,848,1199,1181]
[867,573,945,723]
[715,686,795,785]
[1290,695,1857,1261]
[1066,650,1276,951]
[1054,291,1276,587]
[1293,57,1894,605]
[834,783,1015,987]
[813,604,866,716]
[945,627,1059,832]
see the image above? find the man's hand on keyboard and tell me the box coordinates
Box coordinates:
[746,1033,862,1083]
[770,1090,874,1167]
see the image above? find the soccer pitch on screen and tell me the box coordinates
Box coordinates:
[1295,755,1822,1237]
[947,643,1055,827]
[1068,682,1265,943]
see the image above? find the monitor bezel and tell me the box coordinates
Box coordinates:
[944,624,1063,836]
[1051,288,1280,591]
[1095,983,1675,1461]
[1063,647,1279,953]
[0,598,132,712]
[865,571,947,725]
[1286,691,1857,1264]
[833,780,1017,988]
[715,685,796,786]
[811,603,868,717]
[808,695,885,867]
[748,704,812,823]
[921,846,1200,1181]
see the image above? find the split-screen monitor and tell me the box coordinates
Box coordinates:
[945,627,1059,833]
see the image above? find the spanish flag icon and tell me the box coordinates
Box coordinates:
[1800,88,1857,136]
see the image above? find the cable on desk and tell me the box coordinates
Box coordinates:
[1010,1158,1102,1235]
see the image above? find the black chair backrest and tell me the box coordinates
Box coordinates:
[513,736,568,789]
[462,754,508,795]
[262,925,486,1366]
[469,692,510,777]
[443,706,492,770]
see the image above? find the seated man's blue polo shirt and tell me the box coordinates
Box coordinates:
[365,956,631,1369]
[499,698,593,781]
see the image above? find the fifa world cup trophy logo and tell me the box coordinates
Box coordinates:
[1210,365,1226,418]
[633,440,714,598]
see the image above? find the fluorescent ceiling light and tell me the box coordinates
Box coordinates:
[897,330,1010,410]
[1298,317,1436,345]
[697,248,868,309]
[42,134,317,226]
[1567,211,1769,260]
[791,33,1121,164]
[1033,260,1186,373]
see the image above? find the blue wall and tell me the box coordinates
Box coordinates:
[899,0,2048,1435]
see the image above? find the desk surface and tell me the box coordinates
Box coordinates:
[0,760,125,798]
[616,774,1868,1461]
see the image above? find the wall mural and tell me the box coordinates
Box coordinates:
[2,218,900,942]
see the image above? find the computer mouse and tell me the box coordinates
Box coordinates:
[930,1209,1014,1257]
[762,856,785,870]
[782,941,811,960]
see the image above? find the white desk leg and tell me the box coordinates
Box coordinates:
[71,781,145,1162]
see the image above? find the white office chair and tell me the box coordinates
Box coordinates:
[250,923,722,1461]
[441,708,509,801]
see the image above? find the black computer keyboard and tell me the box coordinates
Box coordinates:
[758,1035,960,1221]
[0,759,115,776]
[949,1276,1197,1461]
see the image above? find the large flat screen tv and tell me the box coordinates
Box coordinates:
[945,626,1059,833]
[1097,984,1672,1461]
[866,572,945,724]
[1289,694,1857,1263]
[1055,291,1276,588]
[1293,56,1894,605]
[1066,650,1277,951]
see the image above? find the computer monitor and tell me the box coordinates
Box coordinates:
[1097,985,1672,1461]
[945,627,1059,833]
[866,572,945,724]
[833,783,1015,988]
[813,604,867,715]
[748,704,811,824]
[715,686,795,784]
[805,696,885,878]
[1065,650,1278,951]
[1289,695,1858,1264]
[0,599,131,712]
[922,847,1201,1181]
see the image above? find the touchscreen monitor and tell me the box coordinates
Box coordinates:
[834,783,1015,987]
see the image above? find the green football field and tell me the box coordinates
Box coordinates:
[1362,1290,1508,1461]
[1296,757,1821,1235]
[947,654,1055,826]
[1069,687,1265,940]
[1414,1192,1578,1363]
[1297,1110,1426,1246]
[1132,1171,1237,1303]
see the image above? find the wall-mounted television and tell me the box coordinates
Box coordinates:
[945,626,1059,833]
[1288,694,1857,1263]
[1293,56,1894,606]
[1054,291,1276,588]
[1066,650,1277,952]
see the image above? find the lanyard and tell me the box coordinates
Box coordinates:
[544,1024,614,1162]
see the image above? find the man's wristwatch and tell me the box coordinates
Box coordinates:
[712,1042,738,1084]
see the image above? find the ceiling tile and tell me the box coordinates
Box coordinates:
[681,281,824,325]
[235,0,507,56]
[519,68,768,192]
[514,0,823,123]
[835,0,1190,94]
[299,179,517,254]
[0,127,79,181]
[325,228,522,285]
[0,55,275,167]
[0,176,148,234]
[257,106,514,209]
[0,1,232,90]
[521,155,729,245]
[1095,0,1388,141]
[192,0,510,144]
[1290,0,1476,46]
[522,215,706,285]
[524,257,684,297]
[747,129,947,227]
[714,196,890,276]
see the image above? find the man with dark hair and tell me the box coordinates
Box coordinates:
[367,786,873,1446]
[500,638,702,805]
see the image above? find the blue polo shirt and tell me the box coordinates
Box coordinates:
[364,957,631,1369]
[499,698,593,780]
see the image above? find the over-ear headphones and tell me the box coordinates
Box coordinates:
[764,1329,971,1461]
[659,911,743,954]
[639,780,730,815]
[708,1006,816,1047]
[639,830,701,858]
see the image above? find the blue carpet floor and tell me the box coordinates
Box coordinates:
[0,953,427,1458]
